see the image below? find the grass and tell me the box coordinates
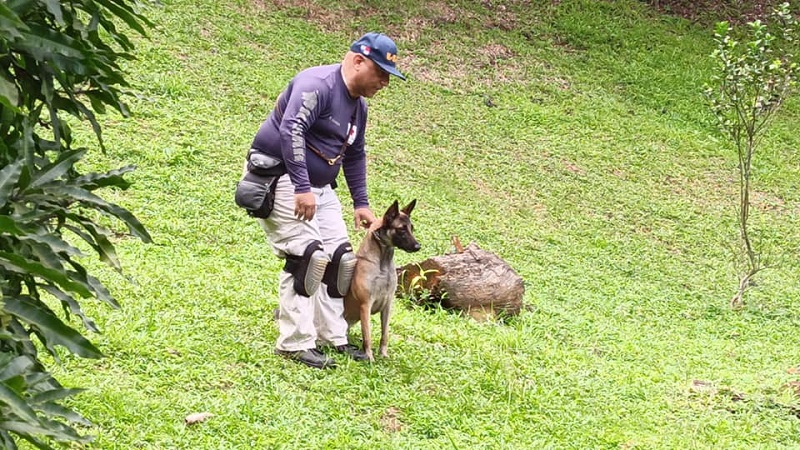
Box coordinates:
[44,0,800,448]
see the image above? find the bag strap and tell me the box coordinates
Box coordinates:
[273,92,358,166]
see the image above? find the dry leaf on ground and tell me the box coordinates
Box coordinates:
[185,412,214,425]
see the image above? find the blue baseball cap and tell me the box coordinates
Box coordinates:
[350,32,406,81]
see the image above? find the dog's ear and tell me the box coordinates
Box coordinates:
[383,200,400,224]
[401,199,417,216]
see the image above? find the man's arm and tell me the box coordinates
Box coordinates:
[342,101,369,209]
[342,101,373,228]
[278,82,327,195]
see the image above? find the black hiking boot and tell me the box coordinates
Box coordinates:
[332,343,370,362]
[274,348,337,369]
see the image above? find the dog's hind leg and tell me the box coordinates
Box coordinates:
[378,303,392,358]
[359,302,374,361]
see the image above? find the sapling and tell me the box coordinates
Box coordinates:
[704,2,799,308]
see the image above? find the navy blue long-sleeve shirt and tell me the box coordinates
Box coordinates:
[250,64,370,209]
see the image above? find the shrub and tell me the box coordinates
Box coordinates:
[0,1,152,446]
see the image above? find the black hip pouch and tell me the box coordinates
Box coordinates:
[235,151,286,218]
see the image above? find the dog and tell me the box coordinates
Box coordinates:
[343,200,420,361]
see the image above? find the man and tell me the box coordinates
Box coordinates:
[246,32,406,369]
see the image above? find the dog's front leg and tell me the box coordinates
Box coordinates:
[378,302,391,358]
[359,301,374,361]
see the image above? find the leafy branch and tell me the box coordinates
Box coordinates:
[0,0,153,447]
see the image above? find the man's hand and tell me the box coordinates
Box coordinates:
[294,192,316,221]
[354,207,376,230]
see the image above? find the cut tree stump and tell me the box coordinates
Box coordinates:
[398,240,524,321]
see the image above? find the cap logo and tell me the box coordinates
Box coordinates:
[350,33,406,80]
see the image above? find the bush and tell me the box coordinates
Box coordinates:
[0,1,152,447]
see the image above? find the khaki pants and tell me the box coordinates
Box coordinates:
[258,174,350,351]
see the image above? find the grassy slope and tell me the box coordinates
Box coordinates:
[50,0,800,448]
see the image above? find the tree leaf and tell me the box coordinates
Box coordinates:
[1,296,103,359]
[0,385,39,422]
[0,215,32,236]
[0,72,19,110]
[20,240,64,272]
[85,273,117,308]
[61,223,94,250]
[43,185,151,243]
[0,3,27,40]
[73,100,105,150]
[40,285,99,333]
[28,149,86,189]
[72,165,134,190]
[0,159,23,206]
[39,0,63,26]
[0,429,15,450]
[59,237,121,308]
[0,419,88,442]
[32,403,90,426]
[19,234,83,258]
[14,29,84,70]
[0,356,34,382]
[17,430,54,449]
[68,217,119,271]
[6,318,37,357]
[24,371,60,392]
[96,0,152,37]
[30,388,84,405]
[0,252,92,298]
[0,0,153,444]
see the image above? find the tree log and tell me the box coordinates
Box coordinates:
[398,242,524,320]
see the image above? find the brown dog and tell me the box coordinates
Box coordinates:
[343,200,420,361]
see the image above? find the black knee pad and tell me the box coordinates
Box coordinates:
[283,241,328,297]
[322,242,357,298]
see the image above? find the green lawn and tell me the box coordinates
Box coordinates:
[49,0,800,448]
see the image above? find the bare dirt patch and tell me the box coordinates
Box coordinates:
[255,0,540,88]
[646,0,783,25]
[254,0,787,88]
[380,407,404,433]
[562,160,585,175]
[750,189,790,214]
[268,0,353,34]
[478,43,516,66]
[262,0,470,39]
[661,170,735,211]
